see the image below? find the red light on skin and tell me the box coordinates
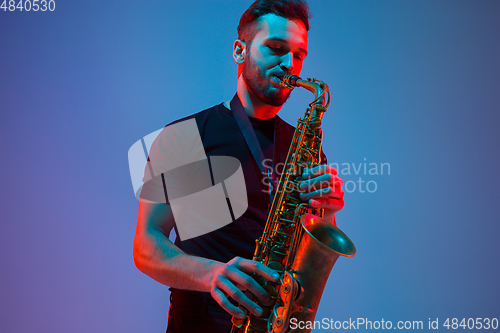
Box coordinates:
[305,214,319,225]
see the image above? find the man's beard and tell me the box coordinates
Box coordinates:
[242,52,292,107]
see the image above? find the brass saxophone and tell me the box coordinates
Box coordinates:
[231,75,356,333]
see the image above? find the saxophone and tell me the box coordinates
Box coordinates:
[231,75,356,333]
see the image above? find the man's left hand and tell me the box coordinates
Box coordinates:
[299,164,344,220]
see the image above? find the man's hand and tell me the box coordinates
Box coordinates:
[299,164,345,219]
[208,257,280,319]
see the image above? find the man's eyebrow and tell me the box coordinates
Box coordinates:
[266,37,308,56]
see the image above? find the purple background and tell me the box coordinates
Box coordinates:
[1,0,499,332]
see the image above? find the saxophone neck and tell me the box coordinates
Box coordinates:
[281,75,330,124]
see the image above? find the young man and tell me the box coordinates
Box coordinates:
[133,1,345,331]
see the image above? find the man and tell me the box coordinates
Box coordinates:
[133,1,345,332]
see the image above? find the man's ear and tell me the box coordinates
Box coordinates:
[233,39,246,64]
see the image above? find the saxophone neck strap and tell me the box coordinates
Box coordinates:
[230,93,277,197]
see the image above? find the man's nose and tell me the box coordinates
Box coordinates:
[280,52,294,72]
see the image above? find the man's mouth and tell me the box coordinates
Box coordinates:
[271,75,285,86]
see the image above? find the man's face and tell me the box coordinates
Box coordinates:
[242,13,308,107]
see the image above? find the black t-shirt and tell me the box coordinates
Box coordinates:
[141,102,327,263]
[141,102,298,263]
[141,101,327,331]
[249,115,275,164]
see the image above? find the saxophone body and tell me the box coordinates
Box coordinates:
[231,75,356,333]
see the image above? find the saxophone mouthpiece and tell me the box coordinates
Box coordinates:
[280,74,300,89]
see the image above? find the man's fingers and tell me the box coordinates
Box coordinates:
[212,257,280,317]
[309,197,345,210]
[237,259,280,282]
[300,185,344,201]
[302,164,338,179]
[299,173,343,191]
[211,287,246,319]
[225,269,272,305]
[217,276,263,317]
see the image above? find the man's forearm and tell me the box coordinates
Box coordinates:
[133,229,222,292]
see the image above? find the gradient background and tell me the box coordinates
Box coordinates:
[1,0,499,332]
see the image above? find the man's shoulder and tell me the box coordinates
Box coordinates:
[165,103,230,128]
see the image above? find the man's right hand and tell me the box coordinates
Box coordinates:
[208,257,280,319]
[134,201,280,318]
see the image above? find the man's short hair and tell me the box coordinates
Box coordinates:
[238,0,310,46]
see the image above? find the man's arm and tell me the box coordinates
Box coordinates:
[133,200,279,318]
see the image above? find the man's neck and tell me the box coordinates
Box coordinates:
[234,75,282,120]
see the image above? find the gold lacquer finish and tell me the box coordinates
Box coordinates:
[231,75,356,333]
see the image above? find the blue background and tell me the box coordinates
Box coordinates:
[1,0,499,332]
